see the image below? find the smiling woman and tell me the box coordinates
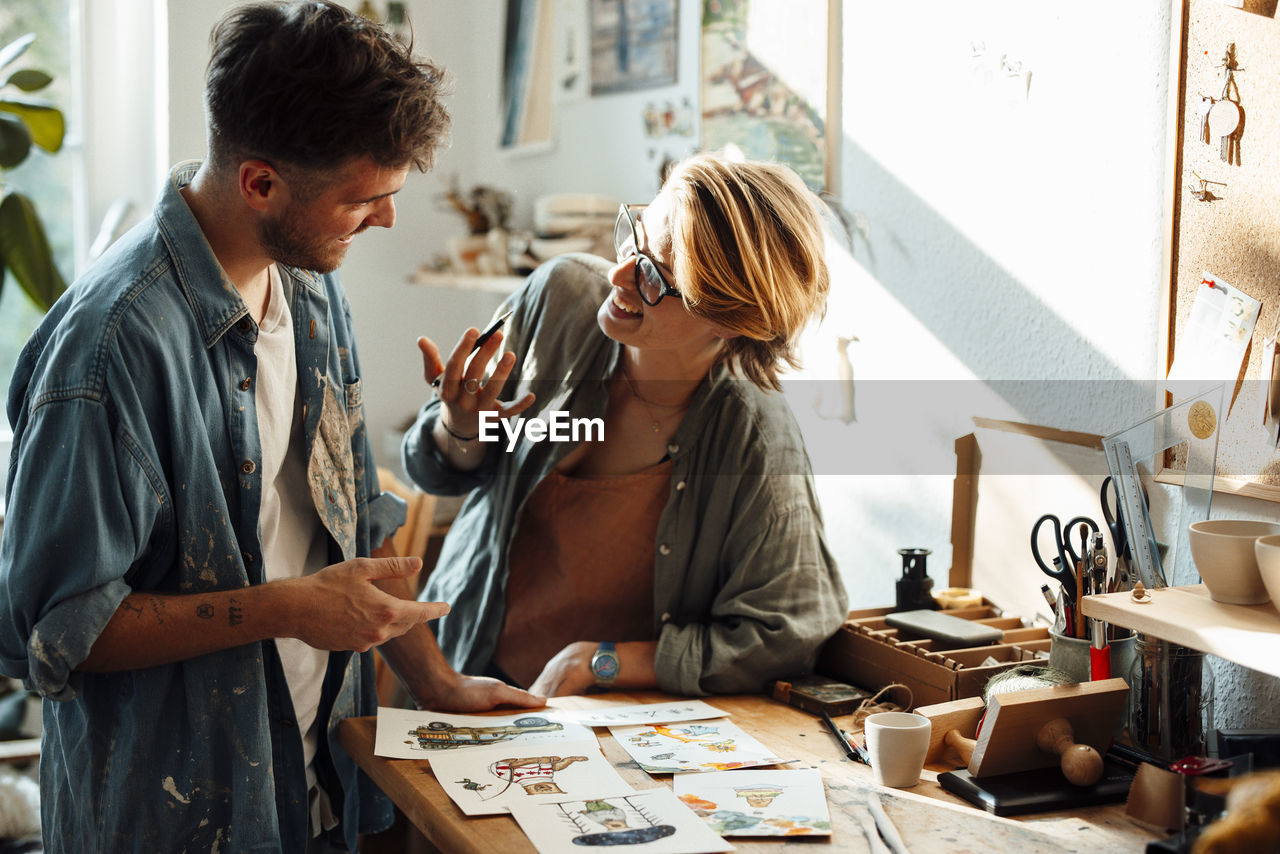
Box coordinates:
[404,152,848,701]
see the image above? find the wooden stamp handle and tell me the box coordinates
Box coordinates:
[1036,717,1103,786]
[944,728,976,765]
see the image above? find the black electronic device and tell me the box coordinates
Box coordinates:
[1212,728,1280,768]
[884,609,1002,646]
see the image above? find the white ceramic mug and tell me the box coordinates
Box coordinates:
[864,712,931,788]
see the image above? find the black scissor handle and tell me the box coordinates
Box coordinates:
[1031,514,1074,589]
[1100,477,1132,561]
[1061,515,1101,566]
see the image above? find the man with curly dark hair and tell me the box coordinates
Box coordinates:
[0,3,537,851]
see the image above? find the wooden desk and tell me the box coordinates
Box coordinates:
[340,691,1157,853]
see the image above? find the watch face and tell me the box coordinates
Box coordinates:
[592,651,620,682]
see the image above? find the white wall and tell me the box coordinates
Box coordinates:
[163,0,1279,725]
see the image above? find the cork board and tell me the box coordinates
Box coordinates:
[1162,0,1280,502]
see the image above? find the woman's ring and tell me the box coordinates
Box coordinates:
[464,378,481,394]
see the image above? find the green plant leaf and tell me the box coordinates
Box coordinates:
[0,35,35,77]
[0,113,32,168]
[0,191,67,312]
[0,99,64,153]
[4,69,53,93]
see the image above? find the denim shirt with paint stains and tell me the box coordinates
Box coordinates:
[0,162,405,853]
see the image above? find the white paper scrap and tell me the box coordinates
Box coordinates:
[1166,272,1261,389]
[561,700,728,728]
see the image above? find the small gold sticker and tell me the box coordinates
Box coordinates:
[1188,400,1217,440]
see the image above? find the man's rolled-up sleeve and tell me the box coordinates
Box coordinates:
[0,398,156,700]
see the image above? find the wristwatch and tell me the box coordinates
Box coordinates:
[590,642,620,688]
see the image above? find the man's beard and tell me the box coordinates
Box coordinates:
[258,206,364,274]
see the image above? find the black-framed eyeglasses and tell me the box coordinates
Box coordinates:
[614,203,681,307]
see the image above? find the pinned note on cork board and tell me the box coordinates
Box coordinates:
[1160,0,1280,503]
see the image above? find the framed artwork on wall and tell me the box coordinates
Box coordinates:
[589,0,679,95]
[700,0,837,192]
[502,0,556,151]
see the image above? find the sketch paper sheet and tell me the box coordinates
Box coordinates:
[427,739,635,816]
[373,707,594,760]
[674,769,831,837]
[609,718,793,774]
[561,700,728,728]
[1166,272,1261,389]
[510,787,735,853]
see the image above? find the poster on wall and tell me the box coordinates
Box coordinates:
[700,0,828,191]
[502,0,557,151]
[555,0,590,102]
[589,0,679,95]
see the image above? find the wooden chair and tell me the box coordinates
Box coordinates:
[377,466,438,581]
[373,468,440,708]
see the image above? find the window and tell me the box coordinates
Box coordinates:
[0,0,164,435]
[0,0,73,400]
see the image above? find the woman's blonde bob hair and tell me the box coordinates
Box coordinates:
[665,153,830,391]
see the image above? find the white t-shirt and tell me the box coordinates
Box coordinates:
[253,263,331,804]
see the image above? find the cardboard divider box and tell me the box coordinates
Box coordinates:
[817,605,1050,709]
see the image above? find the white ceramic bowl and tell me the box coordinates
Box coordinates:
[1188,520,1280,604]
[1254,535,1280,614]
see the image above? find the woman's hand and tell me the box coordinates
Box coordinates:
[418,329,535,440]
[528,641,598,697]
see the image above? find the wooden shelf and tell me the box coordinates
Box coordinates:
[0,737,40,764]
[1081,584,1280,677]
[407,269,524,294]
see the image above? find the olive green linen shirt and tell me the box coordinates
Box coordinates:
[403,254,848,695]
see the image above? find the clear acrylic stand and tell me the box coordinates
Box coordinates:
[1101,383,1225,588]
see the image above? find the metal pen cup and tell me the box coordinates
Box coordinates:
[1125,634,1215,762]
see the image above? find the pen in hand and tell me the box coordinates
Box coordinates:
[820,709,870,765]
[431,310,514,389]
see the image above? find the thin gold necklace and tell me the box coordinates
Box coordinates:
[621,365,687,433]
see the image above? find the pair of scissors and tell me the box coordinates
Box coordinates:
[1100,476,1131,591]
[1030,514,1101,606]
[1101,475,1156,590]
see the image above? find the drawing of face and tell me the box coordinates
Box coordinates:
[736,786,783,807]
[582,801,629,830]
